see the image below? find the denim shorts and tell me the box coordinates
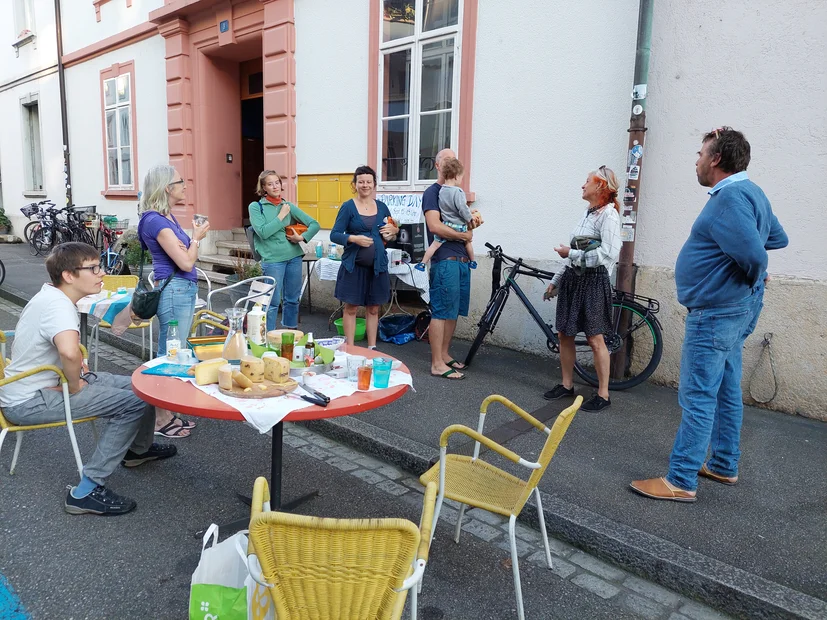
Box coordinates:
[429,259,470,320]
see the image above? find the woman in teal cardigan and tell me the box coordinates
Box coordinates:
[330,165,399,347]
[249,170,320,330]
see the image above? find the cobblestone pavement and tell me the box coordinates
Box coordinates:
[0,296,730,619]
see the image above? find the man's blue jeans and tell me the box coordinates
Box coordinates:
[262,255,303,330]
[667,286,764,491]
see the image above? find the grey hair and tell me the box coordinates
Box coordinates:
[140,164,177,215]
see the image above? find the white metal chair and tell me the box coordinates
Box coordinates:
[191,276,276,337]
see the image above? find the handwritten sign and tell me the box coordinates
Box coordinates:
[376,194,424,224]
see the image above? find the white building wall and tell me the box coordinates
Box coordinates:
[0,0,58,80]
[61,0,165,56]
[64,35,169,222]
[294,0,369,174]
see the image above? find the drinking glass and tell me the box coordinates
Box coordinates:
[357,365,372,391]
[281,332,295,362]
[347,355,366,382]
[314,243,324,258]
[372,357,392,389]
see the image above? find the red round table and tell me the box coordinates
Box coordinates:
[132,345,409,511]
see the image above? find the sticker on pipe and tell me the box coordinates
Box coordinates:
[621,226,635,242]
[627,165,640,181]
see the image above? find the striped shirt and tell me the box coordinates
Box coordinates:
[551,205,622,287]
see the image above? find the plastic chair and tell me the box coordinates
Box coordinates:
[246,476,437,620]
[0,346,97,477]
[90,275,153,368]
[419,395,582,620]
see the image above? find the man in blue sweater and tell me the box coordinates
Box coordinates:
[631,127,788,502]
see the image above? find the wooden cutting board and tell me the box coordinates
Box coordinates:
[218,377,299,399]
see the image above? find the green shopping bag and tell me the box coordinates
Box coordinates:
[188,525,250,620]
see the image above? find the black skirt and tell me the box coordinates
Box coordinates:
[556,266,613,337]
[335,263,391,307]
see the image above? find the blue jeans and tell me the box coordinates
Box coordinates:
[262,255,303,330]
[156,277,197,357]
[667,286,764,491]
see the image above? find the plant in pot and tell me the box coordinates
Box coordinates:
[117,229,151,274]
[227,255,263,283]
[0,208,12,235]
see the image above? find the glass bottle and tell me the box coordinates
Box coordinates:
[222,307,248,362]
[166,320,181,360]
[304,332,315,366]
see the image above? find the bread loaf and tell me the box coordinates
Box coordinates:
[240,355,265,383]
[194,358,228,385]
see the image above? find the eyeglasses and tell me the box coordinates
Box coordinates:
[168,179,185,187]
[76,265,103,275]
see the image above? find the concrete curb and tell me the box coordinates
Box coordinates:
[304,415,826,620]
[0,285,823,619]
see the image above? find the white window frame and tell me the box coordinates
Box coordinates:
[20,93,44,195]
[377,0,463,190]
[12,0,37,55]
[103,74,135,190]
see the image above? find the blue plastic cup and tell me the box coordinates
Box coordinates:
[372,357,392,389]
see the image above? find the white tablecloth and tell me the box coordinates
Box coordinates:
[77,290,133,322]
[314,252,430,304]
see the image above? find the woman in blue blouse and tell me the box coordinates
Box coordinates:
[330,165,398,347]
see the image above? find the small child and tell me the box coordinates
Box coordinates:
[416,157,477,271]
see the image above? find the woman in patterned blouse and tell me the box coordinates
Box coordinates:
[543,166,622,412]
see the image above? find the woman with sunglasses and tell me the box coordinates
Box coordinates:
[542,166,622,412]
[248,170,320,331]
[138,164,209,438]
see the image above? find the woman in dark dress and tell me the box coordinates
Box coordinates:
[330,166,399,348]
[543,166,622,412]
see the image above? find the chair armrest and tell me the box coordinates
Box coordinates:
[79,344,88,359]
[439,424,537,468]
[481,395,547,433]
[195,309,226,322]
[0,364,67,387]
[417,482,437,563]
[251,476,271,520]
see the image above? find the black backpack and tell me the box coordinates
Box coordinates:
[414,310,431,342]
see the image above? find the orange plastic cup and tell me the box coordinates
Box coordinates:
[357,365,372,391]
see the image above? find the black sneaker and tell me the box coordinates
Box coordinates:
[122,443,178,468]
[581,393,611,412]
[65,485,136,516]
[543,384,575,400]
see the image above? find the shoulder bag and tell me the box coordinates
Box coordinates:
[131,215,176,319]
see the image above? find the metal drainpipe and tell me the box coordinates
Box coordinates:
[54,0,72,206]
[611,0,653,380]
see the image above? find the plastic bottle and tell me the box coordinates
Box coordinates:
[166,320,181,360]
[247,304,265,345]
[328,243,337,260]
[304,332,315,366]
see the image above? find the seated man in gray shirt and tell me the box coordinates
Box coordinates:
[416,156,477,270]
[0,242,176,516]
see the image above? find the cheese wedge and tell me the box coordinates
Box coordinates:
[193,358,228,385]
[240,355,265,383]
[218,364,234,390]
[263,355,291,384]
[232,371,253,389]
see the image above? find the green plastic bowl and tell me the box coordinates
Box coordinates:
[334,318,366,341]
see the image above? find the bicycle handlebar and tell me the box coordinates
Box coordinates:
[485,242,557,279]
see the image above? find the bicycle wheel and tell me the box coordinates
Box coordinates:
[0,259,5,286]
[23,221,40,243]
[573,300,663,390]
[464,286,508,367]
[31,227,55,256]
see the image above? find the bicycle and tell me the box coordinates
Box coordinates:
[20,200,56,243]
[464,243,663,390]
[29,205,96,255]
[94,215,129,274]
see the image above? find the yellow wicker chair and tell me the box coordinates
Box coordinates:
[0,345,97,477]
[419,395,582,620]
[90,275,153,368]
[246,476,437,620]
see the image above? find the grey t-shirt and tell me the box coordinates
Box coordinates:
[437,185,473,228]
[0,284,80,408]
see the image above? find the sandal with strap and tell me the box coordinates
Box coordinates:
[175,416,196,429]
[154,419,191,438]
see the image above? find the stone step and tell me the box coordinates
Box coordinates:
[196,269,232,286]
[231,227,247,243]
[215,240,252,257]
[196,253,255,272]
